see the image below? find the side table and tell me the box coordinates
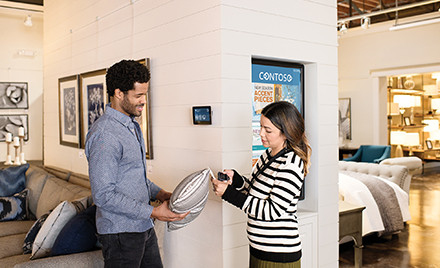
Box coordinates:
[339,147,359,160]
[339,201,365,268]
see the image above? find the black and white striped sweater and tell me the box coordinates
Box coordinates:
[222,148,304,263]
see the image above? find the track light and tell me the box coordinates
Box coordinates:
[361,17,370,29]
[24,15,32,27]
[340,22,348,34]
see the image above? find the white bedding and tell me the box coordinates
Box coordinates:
[339,172,411,236]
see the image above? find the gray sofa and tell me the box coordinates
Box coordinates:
[0,165,103,268]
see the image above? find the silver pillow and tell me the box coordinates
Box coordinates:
[167,168,211,231]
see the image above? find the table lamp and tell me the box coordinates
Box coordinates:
[393,95,412,125]
[423,119,439,132]
[431,98,440,115]
[430,130,440,148]
[390,131,406,157]
[405,132,420,156]
[424,85,439,114]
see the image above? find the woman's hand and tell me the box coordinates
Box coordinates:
[211,170,233,197]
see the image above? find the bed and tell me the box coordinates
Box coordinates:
[339,161,412,236]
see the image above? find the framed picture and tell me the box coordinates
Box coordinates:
[404,116,411,126]
[79,69,108,149]
[0,115,28,141]
[0,82,28,109]
[426,140,433,149]
[58,75,80,148]
[338,98,352,140]
[136,58,153,159]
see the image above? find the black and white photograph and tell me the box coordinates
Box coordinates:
[79,69,107,148]
[0,115,28,141]
[0,82,29,109]
[59,75,80,148]
[339,98,352,140]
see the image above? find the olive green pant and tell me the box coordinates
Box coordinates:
[250,255,301,268]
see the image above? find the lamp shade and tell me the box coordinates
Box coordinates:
[390,131,406,145]
[393,95,412,108]
[411,96,421,107]
[430,130,440,141]
[405,133,420,146]
[423,119,439,132]
[432,98,440,111]
[387,102,400,115]
[424,85,438,96]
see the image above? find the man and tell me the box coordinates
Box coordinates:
[85,59,188,268]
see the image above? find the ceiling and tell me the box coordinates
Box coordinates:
[338,0,440,28]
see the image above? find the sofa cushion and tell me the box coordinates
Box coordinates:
[31,197,87,259]
[167,168,210,231]
[0,189,29,222]
[23,211,51,254]
[50,205,97,256]
[0,233,27,259]
[36,176,91,218]
[25,166,52,219]
[0,163,29,197]
[0,220,34,237]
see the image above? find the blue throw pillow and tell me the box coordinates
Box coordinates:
[0,163,30,197]
[0,189,29,222]
[23,211,51,254]
[50,205,97,256]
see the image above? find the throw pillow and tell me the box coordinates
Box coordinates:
[0,189,29,222]
[30,197,88,259]
[23,211,51,254]
[50,205,97,256]
[167,168,210,231]
[0,163,29,197]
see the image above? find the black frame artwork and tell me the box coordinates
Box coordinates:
[58,75,80,148]
[0,82,29,109]
[0,114,29,141]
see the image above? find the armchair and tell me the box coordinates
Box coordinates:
[342,145,391,163]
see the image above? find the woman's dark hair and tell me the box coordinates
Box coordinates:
[261,101,311,174]
[106,60,151,97]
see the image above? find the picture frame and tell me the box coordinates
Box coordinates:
[136,58,153,159]
[58,75,80,148]
[426,140,433,149]
[338,98,352,140]
[0,82,29,109]
[79,69,108,149]
[404,116,411,126]
[0,115,28,141]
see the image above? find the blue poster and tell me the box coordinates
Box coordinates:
[251,61,303,165]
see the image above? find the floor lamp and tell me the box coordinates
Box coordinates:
[390,131,406,157]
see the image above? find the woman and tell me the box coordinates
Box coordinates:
[212,101,311,268]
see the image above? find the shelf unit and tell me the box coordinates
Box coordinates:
[387,73,440,160]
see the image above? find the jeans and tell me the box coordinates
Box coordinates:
[98,228,163,268]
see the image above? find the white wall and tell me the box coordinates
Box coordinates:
[338,13,440,147]
[0,5,43,162]
[44,0,339,267]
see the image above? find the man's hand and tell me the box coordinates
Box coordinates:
[150,200,190,222]
[155,189,172,203]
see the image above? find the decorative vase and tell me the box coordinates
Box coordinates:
[404,76,415,90]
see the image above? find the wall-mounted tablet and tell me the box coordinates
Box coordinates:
[192,106,212,125]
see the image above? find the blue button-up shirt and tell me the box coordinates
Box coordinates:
[85,104,161,234]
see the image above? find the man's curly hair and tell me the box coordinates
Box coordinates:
[106,60,151,97]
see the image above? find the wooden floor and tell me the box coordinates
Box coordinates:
[339,169,440,267]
